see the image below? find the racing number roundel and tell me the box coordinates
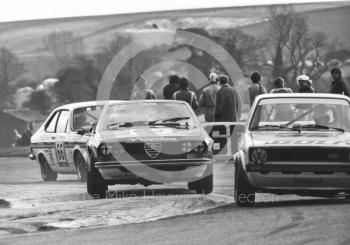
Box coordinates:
[55,142,66,162]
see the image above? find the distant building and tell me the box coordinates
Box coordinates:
[0,109,46,147]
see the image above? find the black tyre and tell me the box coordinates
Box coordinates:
[234,158,255,206]
[75,152,87,182]
[87,155,107,198]
[188,165,213,194]
[39,155,57,181]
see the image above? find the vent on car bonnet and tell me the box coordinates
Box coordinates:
[144,142,162,159]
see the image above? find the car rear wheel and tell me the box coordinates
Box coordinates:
[234,158,255,206]
[75,152,87,182]
[39,155,57,181]
[87,156,107,198]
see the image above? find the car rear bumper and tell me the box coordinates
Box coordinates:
[95,158,213,182]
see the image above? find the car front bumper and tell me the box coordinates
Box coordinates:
[246,162,350,191]
[95,158,213,183]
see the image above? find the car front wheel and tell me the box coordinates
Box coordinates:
[234,157,255,206]
[87,155,107,198]
[188,165,213,194]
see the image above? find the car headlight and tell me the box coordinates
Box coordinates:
[182,142,193,153]
[193,142,207,153]
[250,148,268,165]
[182,141,207,153]
[98,143,111,155]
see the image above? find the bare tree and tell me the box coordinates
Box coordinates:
[0,47,24,109]
[93,32,132,74]
[265,6,330,89]
[44,30,84,66]
[212,28,264,72]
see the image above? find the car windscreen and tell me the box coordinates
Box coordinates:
[249,97,350,132]
[100,102,197,130]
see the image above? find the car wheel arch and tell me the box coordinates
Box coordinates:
[73,150,84,166]
[37,153,47,165]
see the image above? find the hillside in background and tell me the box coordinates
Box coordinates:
[0,1,349,86]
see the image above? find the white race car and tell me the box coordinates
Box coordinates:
[234,93,350,206]
[30,101,116,181]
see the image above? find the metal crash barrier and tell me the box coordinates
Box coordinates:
[201,122,245,164]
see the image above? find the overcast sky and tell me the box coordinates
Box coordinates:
[0,0,344,22]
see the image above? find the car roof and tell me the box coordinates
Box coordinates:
[256,93,350,100]
[54,100,123,110]
[105,100,189,106]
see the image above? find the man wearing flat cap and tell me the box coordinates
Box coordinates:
[215,75,241,122]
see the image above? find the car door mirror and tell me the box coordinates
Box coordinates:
[77,126,92,135]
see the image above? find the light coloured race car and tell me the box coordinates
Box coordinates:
[84,100,214,198]
[30,101,114,181]
[234,93,350,206]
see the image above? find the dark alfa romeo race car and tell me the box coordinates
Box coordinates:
[234,93,350,206]
[85,100,214,198]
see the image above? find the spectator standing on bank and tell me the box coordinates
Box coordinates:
[296,75,315,93]
[248,71,267,106]
[215,75,241,122]
[163,75,180,99]
[199,72,221,122]
[172,77,199,110]
[270,77,293,93]
[329,67,350,96]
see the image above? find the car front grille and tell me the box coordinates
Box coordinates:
[265,147,350,162]
[111,141,204,161]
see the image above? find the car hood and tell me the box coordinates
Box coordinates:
[250,131,350,147]
[98,126,204,143]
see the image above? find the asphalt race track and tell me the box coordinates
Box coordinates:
[0,157,349,245]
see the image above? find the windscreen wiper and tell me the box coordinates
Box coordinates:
[300,124,345,132]
[106,122,133,128]
[250,125,300,131]
[149,117,190,125]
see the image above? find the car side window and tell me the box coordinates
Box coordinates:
[72,106,102,131]
[56,110,69,133]
[45,111,60,133]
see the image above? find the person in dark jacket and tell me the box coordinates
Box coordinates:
[296,75,315,93]
[163,75,180,99]
[248,71,267,106]
[329,67,350,96]
[199,72,220,122]
[215,75,241,122]
[270,77,293,93]
[172,77,199,110]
